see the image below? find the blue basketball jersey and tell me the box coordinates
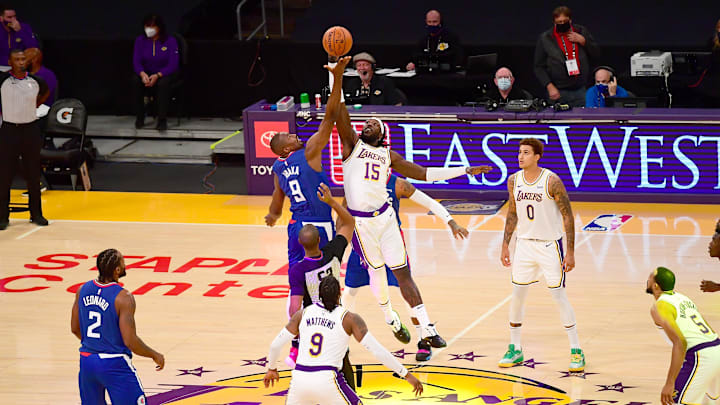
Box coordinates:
[272,148,332,221]
[78,280,131,356]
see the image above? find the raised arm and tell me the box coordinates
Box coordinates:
[395,177,468,239]
[389,150,491,181]
[501,174,518,267]
[305,56,352,171]
[316,183,354,241]
[116,291,165,370]
[265,174,285,227]
[548,174,575,272]
[336,99,359,160]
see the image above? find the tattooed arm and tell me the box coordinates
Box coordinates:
[500,174,518,267]
[549,174,575,272]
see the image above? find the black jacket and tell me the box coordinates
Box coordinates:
[482,85,534,104]
[412,28,464,68]
[533,24,600,90]
[343,74,404,106]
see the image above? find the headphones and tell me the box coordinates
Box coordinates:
[592,65,616,81]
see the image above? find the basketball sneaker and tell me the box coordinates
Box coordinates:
[416,338,432,362]
[387,310,411,344]
[498,344,523,368]
[422,324,447,348]
[284,347,298,368]
[569,348,585,372]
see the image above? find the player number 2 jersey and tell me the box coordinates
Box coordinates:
[296,304,350,369]
[342,140,391,212]
[658,292,718,350]
[514,168,564,241]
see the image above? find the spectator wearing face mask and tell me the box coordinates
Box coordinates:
[132,13,179,131]
[534,6,600,107]
[0,5,38,69]
[585,66,628,108]
[406,9,463,72]
[484,67,533,104]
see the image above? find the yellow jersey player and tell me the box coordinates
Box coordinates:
[647,266,720,405]
[500,137,585,371]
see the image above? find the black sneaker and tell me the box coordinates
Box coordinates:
[416,338,432,361]
[30,216,49,226]
[0,220,8,230]
[424,324,447,348]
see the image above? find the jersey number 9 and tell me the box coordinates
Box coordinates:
[289,179,307,203]
[309,333,324,356]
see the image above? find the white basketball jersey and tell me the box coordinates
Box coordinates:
[658,292,718,350]
[296,304,350,369]
[343,140,392,212]
[514,168,564,241]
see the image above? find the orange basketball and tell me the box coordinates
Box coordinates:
[322,26,353,57]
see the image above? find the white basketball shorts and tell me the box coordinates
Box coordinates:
[350,208,407,271]
[512,238,565,288]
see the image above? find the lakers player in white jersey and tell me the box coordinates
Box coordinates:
[499,137,585,371]
[264,275,423,404]
[647,266,720,405]
[333,101,491,360]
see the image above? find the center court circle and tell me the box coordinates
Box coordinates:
[148,364,571,404]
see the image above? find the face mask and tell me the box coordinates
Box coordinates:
[497,78,512,91]
[426,25,442,35]
[596,83,609,95]
[144,27,157,38]
[555,21,571,33]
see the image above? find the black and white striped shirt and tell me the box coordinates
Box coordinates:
[0,71,48,124]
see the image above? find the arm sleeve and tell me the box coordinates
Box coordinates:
[360,331,408,377]
[324,235,348,261]
[409,189,453,223]
[288,265,306,296]
[267,327,295,369]
[159,36,180,77]
[426,166,467,182]
[132,37,144,75]
[533,35,552,88]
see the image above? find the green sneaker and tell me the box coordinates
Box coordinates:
[569,348,585,372]
[387,310,411,344]
[498,344,523,368]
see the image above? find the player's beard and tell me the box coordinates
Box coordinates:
[645,287,653,295]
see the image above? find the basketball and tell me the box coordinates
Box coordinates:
[322,26,353,57]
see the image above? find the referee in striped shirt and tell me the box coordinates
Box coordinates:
[0,49,49,230]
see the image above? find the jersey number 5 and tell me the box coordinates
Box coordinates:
[87,311,102,338]
[690,314,711,334]
[288,179,307,203]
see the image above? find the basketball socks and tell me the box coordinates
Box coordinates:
[412,304,432,338]
[412,317,421,339]
[380,300,395,324]
[510,326,522,350]
[341,287,359,311]
[565,324,580,349]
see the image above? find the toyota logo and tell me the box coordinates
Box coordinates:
[260,131,277,149]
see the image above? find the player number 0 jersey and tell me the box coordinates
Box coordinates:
[343,140,392,212]
[514,168,564,241]
[296,304,350,369]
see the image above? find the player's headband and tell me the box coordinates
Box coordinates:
[369,117,385,135]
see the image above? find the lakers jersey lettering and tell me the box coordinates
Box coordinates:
[514,168,564,241]
[297,304,350,369]
[343,140,392,212]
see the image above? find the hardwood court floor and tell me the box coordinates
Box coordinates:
[0,190,718,404]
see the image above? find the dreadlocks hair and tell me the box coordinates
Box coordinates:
[319,275,341,312]
[97,249,122,282]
